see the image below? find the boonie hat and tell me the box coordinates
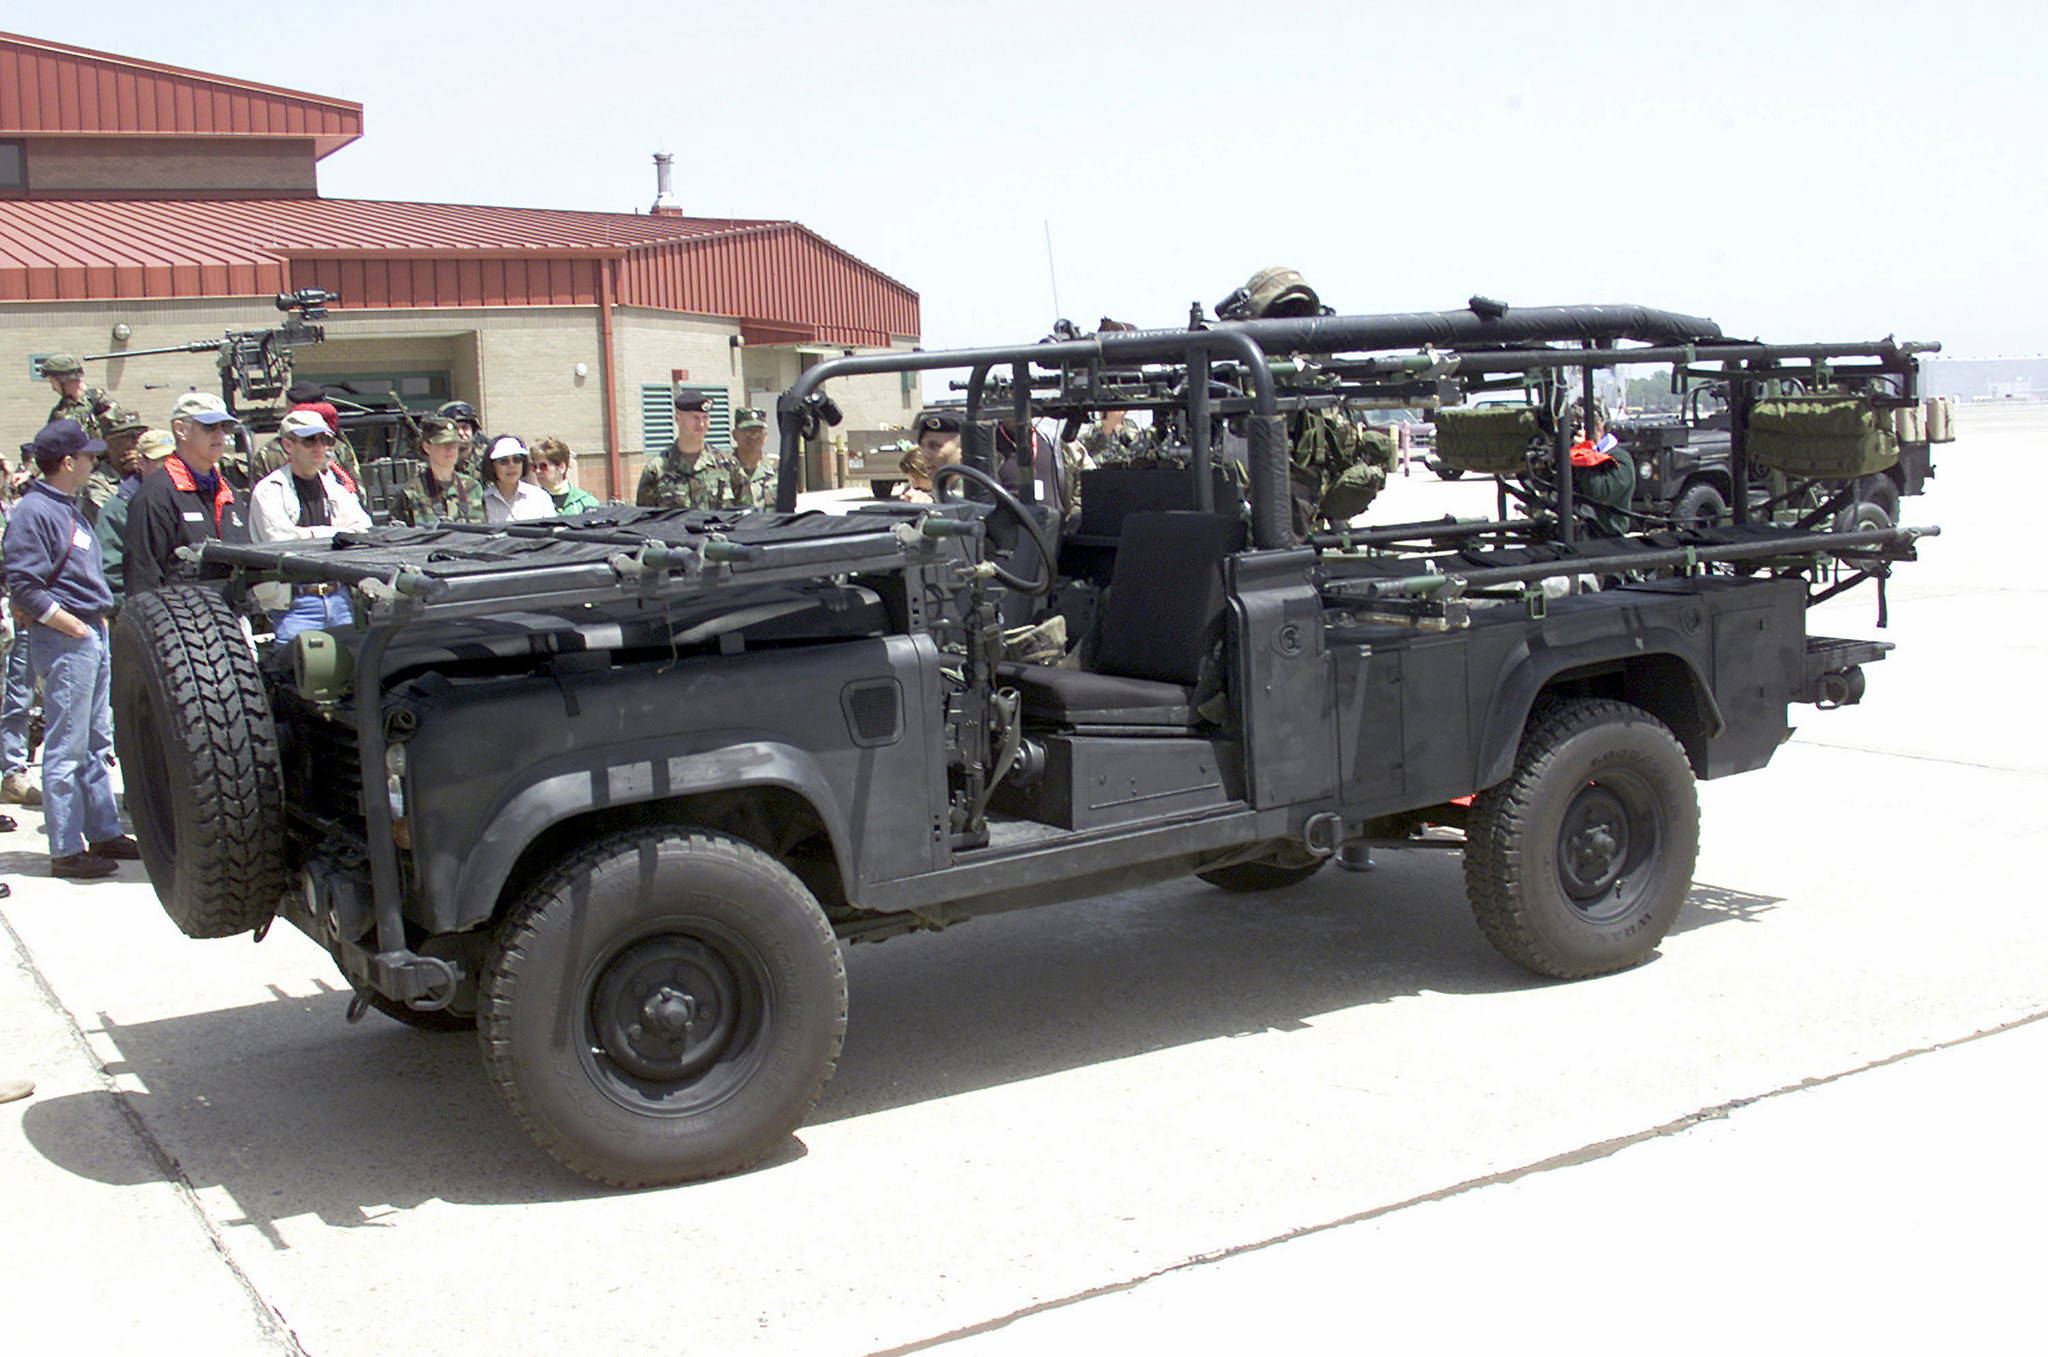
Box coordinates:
[912,409,964,438]
[733,407,768,431]
[279,409,338,440]
[32,418,105,460]
[487,436,529,461]
[170,390,238,425]
[674,390,713,412]
[39,353,84,378]
[136,429,176,461]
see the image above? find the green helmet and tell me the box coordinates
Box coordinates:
[40,353,84,378]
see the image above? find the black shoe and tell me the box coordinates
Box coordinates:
[88,835,141,860]
[0,814,14,834]
[52,853,119,880]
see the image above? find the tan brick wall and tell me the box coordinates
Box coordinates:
[24,136,317,196]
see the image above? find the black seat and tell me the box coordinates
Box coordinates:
[1000,511,1246,729]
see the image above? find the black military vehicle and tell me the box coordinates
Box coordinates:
[115,301,1938,1187]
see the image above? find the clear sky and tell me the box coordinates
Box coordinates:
[27,0,2045,357]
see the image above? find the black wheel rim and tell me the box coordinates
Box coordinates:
[1556,773,1663,924]
[580,921,771,1116]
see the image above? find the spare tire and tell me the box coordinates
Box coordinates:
[112,586,288,938]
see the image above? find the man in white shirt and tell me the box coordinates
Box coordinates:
[249,408,372,645]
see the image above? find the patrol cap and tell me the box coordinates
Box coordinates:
[39,353,84,378]
[279,409,338,440]
[136,429,176,461]
[912,409,964,438]
[32,418,106,463]
[170,390,238,426]
[674,390,714,413]
[733,407,768,431]
[418,417,463,446]
[487,435,530,461]
[101,405,149,439]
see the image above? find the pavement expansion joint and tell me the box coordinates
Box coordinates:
[1,908,310,1356]
[869,1005,2048,1357]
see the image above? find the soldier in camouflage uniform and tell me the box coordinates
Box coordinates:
[637,390,744,510]
[1078,409,1156,466]
[79,406,149,527]
[729,408,775,508]
[41,354,115,438]
[390,419,487,526]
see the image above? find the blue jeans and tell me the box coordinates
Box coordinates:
[28,622,121,857]
[0,627,34,776]
[271,591,354,647]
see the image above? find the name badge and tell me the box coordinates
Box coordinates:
[71,526,94,550]
[181,511,204,522]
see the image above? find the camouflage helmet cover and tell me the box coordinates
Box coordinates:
[1218,267,1321,320]
[40,352,85,377]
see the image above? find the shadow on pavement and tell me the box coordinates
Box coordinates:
[17,846,1778,1217]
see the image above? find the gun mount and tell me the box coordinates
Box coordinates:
[81,289,337,418]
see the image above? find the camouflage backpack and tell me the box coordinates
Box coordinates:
[1288,409,1396,530]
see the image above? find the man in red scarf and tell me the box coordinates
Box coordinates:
[123,391,251,597]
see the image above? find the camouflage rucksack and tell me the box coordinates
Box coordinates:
[1287,410,1395,531]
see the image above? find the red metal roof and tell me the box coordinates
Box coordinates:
[1,31,363,158]
[0,197,918,343]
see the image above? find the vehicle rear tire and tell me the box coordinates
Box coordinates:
[110,585,287,939]
[1196,859,1327,893]
[1464,698,1698,979]
[1671,480,1728,528]
[480,828,847,1187]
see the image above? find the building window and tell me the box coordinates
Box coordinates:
[641,384,731,452]
[0,142,24,192]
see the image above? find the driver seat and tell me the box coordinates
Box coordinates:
[998,511,1245,729]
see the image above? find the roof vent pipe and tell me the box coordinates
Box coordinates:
[651,151,682,216]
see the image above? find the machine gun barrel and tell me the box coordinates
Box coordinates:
[79,338,225,363]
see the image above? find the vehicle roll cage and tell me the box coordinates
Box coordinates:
[777,300,1939,550]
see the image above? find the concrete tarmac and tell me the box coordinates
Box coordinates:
[2,405,2041,1355]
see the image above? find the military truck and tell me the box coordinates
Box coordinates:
[114,301,1938,1187]
[1614,381,1954,529]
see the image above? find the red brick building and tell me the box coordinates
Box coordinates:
[0,31,920,495]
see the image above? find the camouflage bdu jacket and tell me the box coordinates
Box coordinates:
[1080,422,1157,465]
[738,460,775,509]
[48,387,116,438]
[392,469,488,526]
[636,442,745,510]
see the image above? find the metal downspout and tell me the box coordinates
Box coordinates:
[599,256,623,502]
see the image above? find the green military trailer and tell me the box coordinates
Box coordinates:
[116,299,1935,1186]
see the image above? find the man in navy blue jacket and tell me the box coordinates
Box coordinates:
[3,420,140,879]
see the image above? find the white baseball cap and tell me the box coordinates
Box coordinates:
[279,409,337,439]
[170,390,238,425]
[487,436,529,461]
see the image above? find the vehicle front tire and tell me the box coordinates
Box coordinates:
[1464,699,1698,979]
[480,829,847,1187]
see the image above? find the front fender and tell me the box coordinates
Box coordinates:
[429,737,852,934]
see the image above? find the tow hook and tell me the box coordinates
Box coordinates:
[1302,812,1344,860]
